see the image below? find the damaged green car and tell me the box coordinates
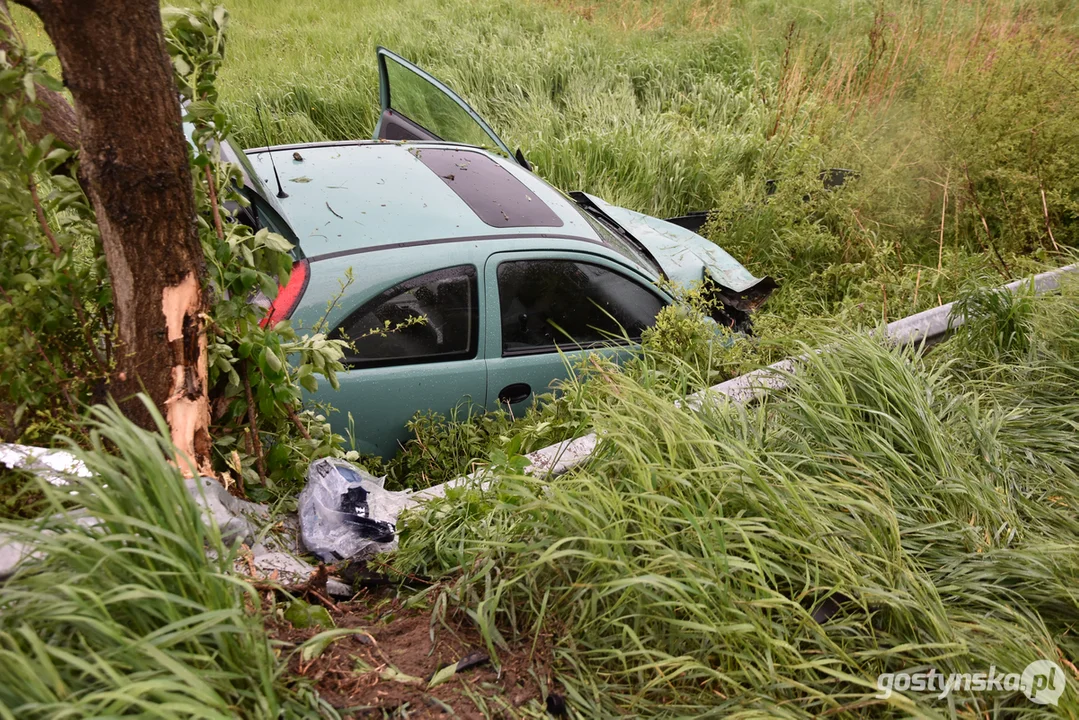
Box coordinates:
[227,48,774,457]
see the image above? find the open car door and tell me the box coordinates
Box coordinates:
[374,47,524,165]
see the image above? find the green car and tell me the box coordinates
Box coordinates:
[230,48,774,458]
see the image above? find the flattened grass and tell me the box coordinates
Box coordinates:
[397,283,1079,717]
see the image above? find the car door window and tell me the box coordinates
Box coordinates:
[497,260,664,355]
[335,265,478,367]
[376,48,513,156]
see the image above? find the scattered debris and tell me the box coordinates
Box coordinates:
[297,458,410,562]
[185,475,266,544]
[239,543,352,598]
[0,540,35,581]
[325,201,343,219]
[546,692,568,717]
[428,650,489,687]
[0,443,90,487]
[289,176,312,183]
[0,445,350,596]
[293,151,303,161]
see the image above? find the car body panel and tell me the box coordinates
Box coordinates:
[245,142,600,261]
[229,48,774,460]
[246,143,767,457]
[289,234,671,456]
[294,242,490,458]
[288,236,634,335]
[583,193,764,294]
[331,357,488,458]
[482,249,668,415]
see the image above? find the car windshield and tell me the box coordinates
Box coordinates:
[572,205,662,277]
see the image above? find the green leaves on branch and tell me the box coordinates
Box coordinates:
[166,4,348,494]
[0,34,109,444]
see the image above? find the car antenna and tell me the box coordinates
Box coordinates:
[255,102,288,199]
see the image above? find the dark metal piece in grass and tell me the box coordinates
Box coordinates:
[426,651,489,683]
[454,651,489,673]
[808,591,855,623]
[545,692,567,717]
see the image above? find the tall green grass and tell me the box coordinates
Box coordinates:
[3,5,1078,714]
[0,401,321,719]
[8,0,1076,344]
[397,281,1079,716]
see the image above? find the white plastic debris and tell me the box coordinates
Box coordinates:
[0,443,90,486]
[0,539,34,580]
[185,476,267,545]
[0,443,271,578]
[241,543,351,597]
[297,458,412,562]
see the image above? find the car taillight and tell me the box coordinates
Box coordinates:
[260,258,309,328]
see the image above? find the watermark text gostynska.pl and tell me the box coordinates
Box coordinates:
[876,660,1065,706]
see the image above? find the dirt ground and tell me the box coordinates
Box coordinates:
[268,583,558,719]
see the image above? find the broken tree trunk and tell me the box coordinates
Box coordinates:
[18,0,212,473]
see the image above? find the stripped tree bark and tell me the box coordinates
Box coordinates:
[6,0,212,474]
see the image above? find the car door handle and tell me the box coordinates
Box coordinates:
[498,383,532,406]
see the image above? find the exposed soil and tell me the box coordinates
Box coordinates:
[269,589,555,719]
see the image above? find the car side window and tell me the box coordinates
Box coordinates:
[497,260,664,355]
[335,265,478,367]
[384,56,496,150]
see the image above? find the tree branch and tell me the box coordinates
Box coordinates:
[287,405,312,440]
[240,360,267,485]
[0,0,80,152]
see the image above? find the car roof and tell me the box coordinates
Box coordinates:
[244,141,603,261]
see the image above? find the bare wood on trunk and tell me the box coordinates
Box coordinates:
[15,0,212,473]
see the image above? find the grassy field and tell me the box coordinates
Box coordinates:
[96,0,1066,487]
[0,404,317,718]
[196,3,1079,714]
[398,278,1079,717]
[4,1,1079,716]
[10,0,1077,330]
[12,0,1078,387]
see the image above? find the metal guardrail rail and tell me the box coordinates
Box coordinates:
[417,263,1078,498]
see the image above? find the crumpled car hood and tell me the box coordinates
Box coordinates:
[585,194,776,311]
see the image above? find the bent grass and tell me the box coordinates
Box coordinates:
[397,281,1079,717]
[0,402,319,719]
